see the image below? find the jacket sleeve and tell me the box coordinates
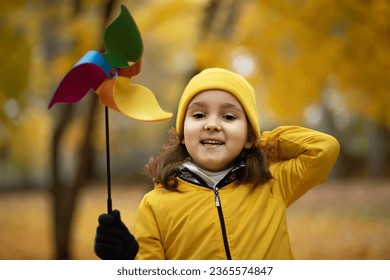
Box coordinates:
[133,192,165,260]
[261,126,340,207]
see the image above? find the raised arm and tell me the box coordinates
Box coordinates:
[261,126,340,206]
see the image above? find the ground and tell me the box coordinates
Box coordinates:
[0,179,389,260]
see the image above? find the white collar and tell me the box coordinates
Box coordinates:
[181,161,233,188]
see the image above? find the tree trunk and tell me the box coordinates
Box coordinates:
[50,0,116,260]
[366,120,389,178]
[51,97,99,259]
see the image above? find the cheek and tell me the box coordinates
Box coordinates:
[228,123,250,146]
[183,117,200,134]
[182,120,195,145]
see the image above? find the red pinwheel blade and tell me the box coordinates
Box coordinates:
[48,63,107,109]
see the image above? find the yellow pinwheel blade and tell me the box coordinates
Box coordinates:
[113,77,172,121]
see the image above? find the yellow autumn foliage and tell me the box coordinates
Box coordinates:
[184,0,390,125]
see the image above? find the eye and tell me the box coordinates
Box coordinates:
[193,112,206,119]
[223,114,236,121]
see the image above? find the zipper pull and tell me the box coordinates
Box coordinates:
[214,187,220,207]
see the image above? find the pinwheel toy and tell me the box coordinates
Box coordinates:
[48,4,172,213]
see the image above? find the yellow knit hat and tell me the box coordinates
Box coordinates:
[176,68,260,142]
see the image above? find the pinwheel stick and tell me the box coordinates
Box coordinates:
[105,106,113,214]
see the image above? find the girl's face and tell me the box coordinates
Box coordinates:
[183,90,253,172]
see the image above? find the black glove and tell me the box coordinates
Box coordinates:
[94,209,139,260]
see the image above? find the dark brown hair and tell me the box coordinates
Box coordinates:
[144,126,274,191]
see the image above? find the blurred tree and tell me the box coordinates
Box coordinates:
[191,0,390,176]
[192,0,390,127]
[0,1,31,186]
[49,0,116,259]
[0,24,30,106]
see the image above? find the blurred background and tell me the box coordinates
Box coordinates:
[0,0,389,260]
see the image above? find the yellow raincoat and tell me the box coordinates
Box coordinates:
[134,126,340,259]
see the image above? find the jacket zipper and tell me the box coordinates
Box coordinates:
[213,187,232,260]
[178,167,233,260]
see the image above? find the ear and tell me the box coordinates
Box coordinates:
[244,140,253,149]
[245,124,255,149]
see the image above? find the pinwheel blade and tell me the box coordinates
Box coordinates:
[48,64,106,108]
[103,4,143,77]
[96,78,119,111]
[48,51,116,109]
[111,77,172,121]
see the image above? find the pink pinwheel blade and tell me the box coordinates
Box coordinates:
[48,63,108,109]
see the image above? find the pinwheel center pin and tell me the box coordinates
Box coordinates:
[109,70,117,77]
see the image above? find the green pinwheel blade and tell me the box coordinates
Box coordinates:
[103,4,143,68]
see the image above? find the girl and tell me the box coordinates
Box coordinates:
[94,68,340,260]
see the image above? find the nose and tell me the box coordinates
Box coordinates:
[204,118,222,132]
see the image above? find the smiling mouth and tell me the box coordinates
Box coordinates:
[200,139,225,146]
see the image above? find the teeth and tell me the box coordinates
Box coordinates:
[202,140,223,145]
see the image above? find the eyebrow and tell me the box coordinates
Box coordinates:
[187,101,244,113]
